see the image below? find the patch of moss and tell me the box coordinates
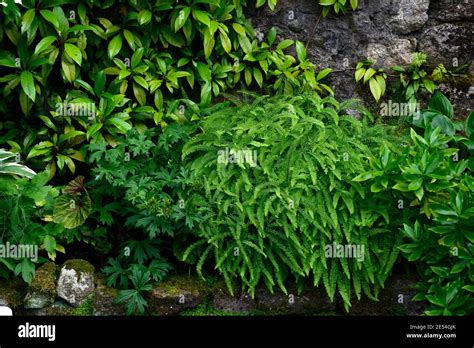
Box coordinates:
[29,262,58,294]
[44,303,74,316]
[94,273,118,297]
[180,297,249,316]
[0,278,26,308]
[210,279,239,296]
[62,259,95,278]
[71,294,95,316]
[63,259,95,274]
[156,274,210,297]
[444,75,474,90]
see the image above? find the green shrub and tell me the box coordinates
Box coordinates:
[180,92,401,310]
[86,125,197,313]
[354,59,387,102]
[391,53,436,104]
[319,0,359,17]
[355,93,474,315]
[0,171,65,282]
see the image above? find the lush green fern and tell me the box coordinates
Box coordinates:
[180,92,401,311]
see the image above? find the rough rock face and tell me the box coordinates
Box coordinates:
[23,262,58,309]
[18,300,74,316]
[146,275,209,315]
[366,39,417,68]
[246,0,473,112]
[419,23,473,70]
[212,289,256,312]
[255,287,336,314]
[431,0,474,21]
[11,266,427,315]
[346,273,426,315]
[57,259,95,307]
[390,0,430,34]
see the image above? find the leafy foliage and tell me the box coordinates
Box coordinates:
[181,93,401,310]
[112,264,153,315]
[87,125,197,312]
[319,0,359,17]
[0,171,66,281]
[391,52,436,104]
[53,176,92,229]
[355,60,387,102]
[355,93,474,315]
[1,0,333,180]
[0,148,36,178]
[0,0,470,317]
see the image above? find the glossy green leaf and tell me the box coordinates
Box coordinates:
[138,10,152,26]
[64,43,82,66]
[34,36,57,55]
[428,91,453,118]
[20,71,35,102]
[108,34,123,59]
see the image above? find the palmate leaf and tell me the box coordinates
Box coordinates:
[53,193,92,229]
[115,289,148,315]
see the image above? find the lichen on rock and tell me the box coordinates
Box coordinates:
[57,259,95,307]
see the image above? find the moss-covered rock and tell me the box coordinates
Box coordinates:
[212,286,256,313]
[71,293,95,315]
[16,295,95,316]
[23,262,58,309]
[255,286,336,315]
[93,274,125,316]
[57,259,95,307]
[17,300,73,316]
[0,278,26,309]
[62,259,95,276]
[180,299,250,316]
[343,273,426,316]
[147,275,210,315]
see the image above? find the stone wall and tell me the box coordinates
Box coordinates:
[246,0,473,115]
[1,259,425,316]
